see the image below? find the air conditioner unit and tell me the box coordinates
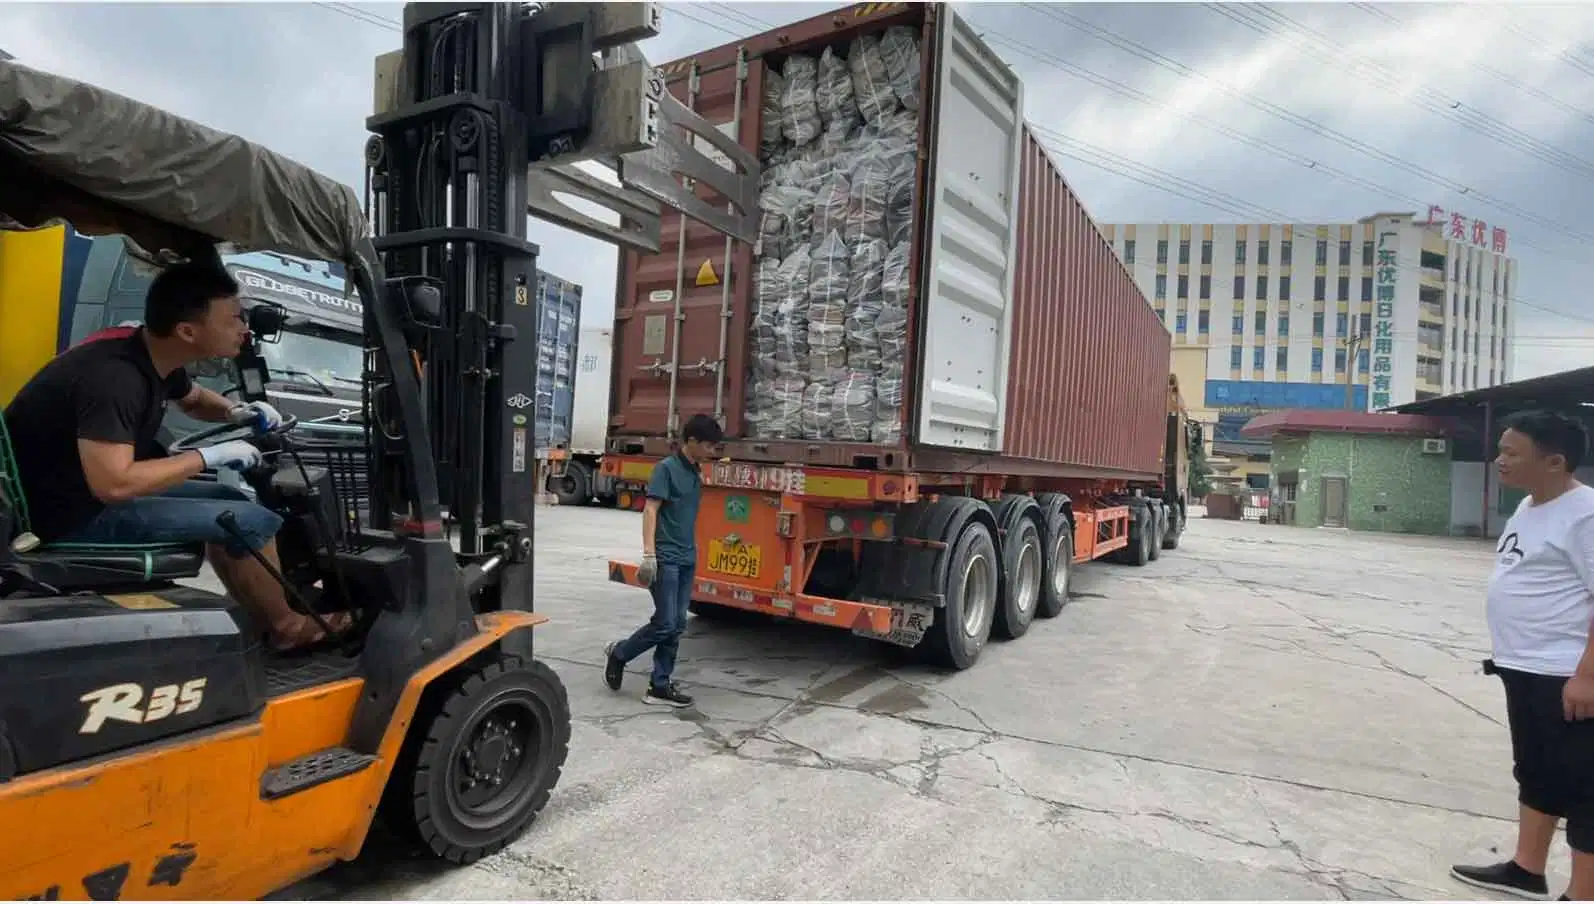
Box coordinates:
[1421,438,1448,455]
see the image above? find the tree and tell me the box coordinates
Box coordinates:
[1187,424,1213,500]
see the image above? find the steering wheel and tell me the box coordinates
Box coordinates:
[168,413,300,456]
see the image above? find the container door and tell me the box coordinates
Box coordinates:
[914,8,1024,451]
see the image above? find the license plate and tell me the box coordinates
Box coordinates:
[853,600,935,648]
[706,539,762,579]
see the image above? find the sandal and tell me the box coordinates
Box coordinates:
[267,611,352,656]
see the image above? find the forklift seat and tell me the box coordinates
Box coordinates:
[0,409,204,589]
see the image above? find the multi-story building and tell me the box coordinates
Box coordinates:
[1103,211,1517,415]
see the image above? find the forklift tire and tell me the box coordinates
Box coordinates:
[392,654,571,865]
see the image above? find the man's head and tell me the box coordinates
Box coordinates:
[1496,410,1588,490]
[144,262,246,361]
[680,414,724,463]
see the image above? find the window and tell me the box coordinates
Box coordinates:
[1198,310,1210,333]
[1232,314,1244,334]
[1253,347,1265,370]
[1359,312,1372,334]
[1254,310,1266,333]
[1315,240,1327,265]
[1281,241,1293,265]
[1280,276,1292,298]
[1361,276,1373,301]
[1339,240,1351,267]
[1199,275,1211,299]
[1278,313,1290,336]
[1255,275,1269,300]
[1233,276,1245,298]
[1337,276,1349,300]
[1336,312,1348,335]
[1258,241,1270,266]
[1235,243,1247,265]
[1177,274,1189,298]
[1176,313,1188,333]
[1335,348,1347,373]
[1312,348,1324,372]
[1358,348,1369,372]
[1314,276,1326,301]
[1312,312,1325,336]
[1155,274,1167,299]
[1123,240,1136,264]
[1276,347,1289,371]
[1157,240,1168,264]
[1201,240,1213,265]
[1231,346,1243,369]
[1363,241,1374,266]
[1178,240,1190,265]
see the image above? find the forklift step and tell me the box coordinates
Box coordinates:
[260,746,376,801]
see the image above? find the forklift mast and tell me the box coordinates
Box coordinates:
[363,2,759,626]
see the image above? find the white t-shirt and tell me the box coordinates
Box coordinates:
[1487,483,1594,676]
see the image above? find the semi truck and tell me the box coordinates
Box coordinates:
[548,325,621,507]
[601,1,1191,670]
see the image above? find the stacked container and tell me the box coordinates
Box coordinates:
[535,270,582,452]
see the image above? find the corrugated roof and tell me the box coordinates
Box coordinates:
[1240,409,1456,440]
[1391,366,1594,415]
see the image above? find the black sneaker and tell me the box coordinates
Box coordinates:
[1449,860,1549,899]
[603,642,624,692]
[643,682,693,708]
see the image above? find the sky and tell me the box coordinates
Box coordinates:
[4,0,1594,379]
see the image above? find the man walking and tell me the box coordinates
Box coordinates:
[1452,410,1594,901]
[604,413,723,708]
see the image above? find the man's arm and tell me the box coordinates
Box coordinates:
[78,439,205,504]
[642,498,661,556]
[1566,512,1594,678]
[641,463,677,556]
[175,383,237,423]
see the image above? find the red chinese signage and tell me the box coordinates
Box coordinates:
[1426,205,1507,254]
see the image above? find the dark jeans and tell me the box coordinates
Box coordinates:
[614,562,694,688]
[64,479,283,558]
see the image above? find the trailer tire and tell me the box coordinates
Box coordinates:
[1146,501,1164,562]
[1161,504,1184,551]
[551,460,592,507]
[993,496,1044,640]
[1034,494,1074,619]
[920,517,1001,671]
[1122,504,1152,567]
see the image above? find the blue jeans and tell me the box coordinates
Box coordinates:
[65,479,284,558]
[614,562,694,688]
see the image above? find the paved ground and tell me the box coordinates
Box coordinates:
[280,507,1545,900]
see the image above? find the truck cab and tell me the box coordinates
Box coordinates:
[67,238,365,444]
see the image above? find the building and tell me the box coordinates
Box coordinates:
[1102,211,1517,420]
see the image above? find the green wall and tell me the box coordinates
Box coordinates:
[1271,432,1452,535]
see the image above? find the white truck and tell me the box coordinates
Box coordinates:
[547,326,619,506]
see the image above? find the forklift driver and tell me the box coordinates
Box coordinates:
[3,261,349,651]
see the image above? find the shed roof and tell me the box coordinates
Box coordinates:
[1240,409,1455,440]
[1390,366,1594,416]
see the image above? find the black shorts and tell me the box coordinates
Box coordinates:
[1496,663,1594,852]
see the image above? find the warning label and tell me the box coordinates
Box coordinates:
[695,260,719,287]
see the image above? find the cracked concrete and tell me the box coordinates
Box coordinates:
[275,508,1561,900]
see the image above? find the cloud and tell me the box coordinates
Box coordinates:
[3,1,1592,379]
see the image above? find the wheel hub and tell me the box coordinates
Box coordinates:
[460,716,526,793]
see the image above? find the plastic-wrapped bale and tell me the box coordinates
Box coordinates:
[831,371,876,442]
[779,54,821,147]
[760,67,787,156]
[845,141,913,246]
[801,378,835,440]
[771,245,812,377]
[873,366,904,444]
[809,165,851,246]
[847,33,898,124]
[807,229,851,383]
[844,237,885,371]
[878,26,922,112]
[757,375,807,439]
[815,46,858,129]
[881,240,911,309]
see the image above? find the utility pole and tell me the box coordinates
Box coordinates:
[1342,331,1365,411]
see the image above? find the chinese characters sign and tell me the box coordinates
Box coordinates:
[1371,231,1398,409]
[1426,205,1507,254]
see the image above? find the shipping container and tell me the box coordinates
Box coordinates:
[608,1,1168,481]
[546,326,620,507]
[601,2,1191,672]
[534,270,582,452]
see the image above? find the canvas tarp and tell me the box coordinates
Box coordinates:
[0,60,371,268]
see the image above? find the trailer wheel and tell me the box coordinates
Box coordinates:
[1122,505,1152,567]
[1146,502,1164,562]
[551,460,592,507]
[1161,504,1184,551]
[920,519,1000,670]
[1034,494,1074,619]
[993,497,1044,640]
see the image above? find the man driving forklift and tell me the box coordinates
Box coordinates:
[3,260,347,650]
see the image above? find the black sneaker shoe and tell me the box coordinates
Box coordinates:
[1449,860,1550,900]
[643,682,693,708]
[604,642,624,692]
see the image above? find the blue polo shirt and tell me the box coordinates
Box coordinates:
[648,452,702,566]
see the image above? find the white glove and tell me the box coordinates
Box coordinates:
[199,440,264,471]
[228,401,284,431]
[637,555,658,586]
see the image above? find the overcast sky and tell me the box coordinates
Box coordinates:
[5,1,1594,379]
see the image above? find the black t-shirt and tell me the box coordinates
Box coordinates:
[4,330,193,541]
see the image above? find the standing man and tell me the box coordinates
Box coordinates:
[604,413,723,708]
[1452,410,1594,901]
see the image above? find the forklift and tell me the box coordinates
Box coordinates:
[0,2,758,899]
